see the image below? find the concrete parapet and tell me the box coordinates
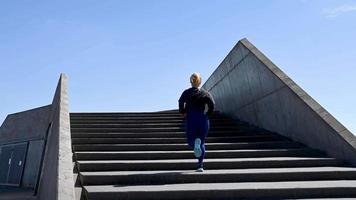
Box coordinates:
[202,38,356,166]
[37,74,74,200]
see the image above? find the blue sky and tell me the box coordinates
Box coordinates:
[0,0,355,134]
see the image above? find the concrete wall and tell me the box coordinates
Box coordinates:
[22,140,44,189]
[0,106,51,144]
[37,74,74,200]
[0,74,74,200]
[0,105,51,189]
[202,38,356,166]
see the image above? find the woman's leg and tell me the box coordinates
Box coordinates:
[185,113,198,148]
[197,143,205,168]
[197,116,210,169]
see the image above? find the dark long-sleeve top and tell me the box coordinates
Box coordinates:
[178,87,215,116]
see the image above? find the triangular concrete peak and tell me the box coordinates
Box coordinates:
[202,38,356,166]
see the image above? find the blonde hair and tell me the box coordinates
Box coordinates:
[190,72,201,88]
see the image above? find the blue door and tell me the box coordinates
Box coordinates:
[0,142,28,186]
[0,146,12,184]
[8,143,28,186]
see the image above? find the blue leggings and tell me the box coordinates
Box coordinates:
[185,112,210,167]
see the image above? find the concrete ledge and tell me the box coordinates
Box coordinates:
[56,74,74,200]
[37,74,74,200]
[202,38,356,166]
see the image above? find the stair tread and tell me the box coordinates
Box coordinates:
[77,157,337,164]
[84,180,356,192]
[71,111,211,115]
[75,148,313,154]
[72,135,276,139]
[71,133,269,138]
[74,141,297,146]
[73,141,304,152]
[80,166,356,176]
[71,130,259,133]
[285,197,355,200]
[71,135,281,143]
[71,131,262,135]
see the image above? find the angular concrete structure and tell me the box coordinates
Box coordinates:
[202,38,356,166]
[1,39,356,200]
[0,74,74,200]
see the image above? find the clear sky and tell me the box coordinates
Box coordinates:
[0,0,355,134]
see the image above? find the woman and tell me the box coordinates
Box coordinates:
[178,73,215,172]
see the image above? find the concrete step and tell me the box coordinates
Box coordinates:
[70,122,241,128]
[285,197,356,200]
[289,199,356,200]
[75,187,84,200]
[74,148,322,160]
[70,111,220,117]
[70,117,237,121]
[71,114,186,118]
[73,141,304,151]
[71,135,284,144]
[70,112,218,116]
[76,157,342,172]
[83,180,356,200]
[71,110,219,116]
[71,131,269,138]
[70,111,356,200]
[70,119,240,125]
[79,167,356,185]
[71,126,246,133]
[69,116,225,121]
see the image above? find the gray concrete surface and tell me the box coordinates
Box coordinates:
[202,38,356,166]
[22,140,44,189]
[0,106,50,191]
[0,186,35,200]
[0,105,51,145]
[86,180,356,192]
[73,111,356,199]
[0,74,74,200]
[56,74,74,200]
[84,180,356,199]
[37,74,74,200]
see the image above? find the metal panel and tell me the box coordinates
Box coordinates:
[8,142,28,186]
[0,142,28,186]
[0,146,12,184]
[22,140,45,189]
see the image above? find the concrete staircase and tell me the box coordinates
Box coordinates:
[71,111,356,200]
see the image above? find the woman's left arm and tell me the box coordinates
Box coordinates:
[178,90,187,115]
